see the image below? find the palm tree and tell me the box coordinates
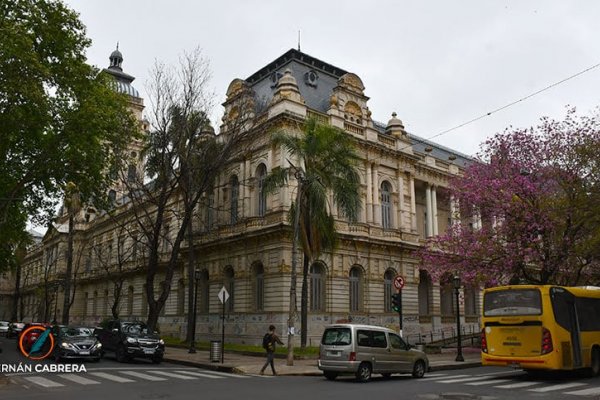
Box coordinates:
[265,118,362,348]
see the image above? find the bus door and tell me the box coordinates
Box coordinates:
[550,287,582,368]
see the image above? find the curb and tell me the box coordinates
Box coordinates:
[429,361,481,372]
[162,357,242,374]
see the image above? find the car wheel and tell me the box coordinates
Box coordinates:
[381,373,392,379]
[355,362,372,382]
[116,345,128,363]
[412,360,426,378]
[590,347,600,377]
[323,371,338,380]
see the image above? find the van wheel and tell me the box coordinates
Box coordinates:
[590,347,600,377]
[323,371,338,380]
[412,360,426,378]
[355,362,372,382]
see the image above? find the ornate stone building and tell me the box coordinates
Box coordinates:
[12,48,480,345]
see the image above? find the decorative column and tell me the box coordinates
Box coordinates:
[425,184,433,237]
[244,159,251,215]
[240,160,246,218]
[280,146,290,208]
[397,172,405,231]
[431,185,438,236]
[366,162,373,223]
[372,163,380,225]
[409,173,417,232]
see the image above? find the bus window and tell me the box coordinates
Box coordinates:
[483,289,541,316]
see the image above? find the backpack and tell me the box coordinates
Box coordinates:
[262,333,272,349]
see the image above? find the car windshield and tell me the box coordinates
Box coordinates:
[322,328,352,346]
[484,289,542,316]
[61,327,93,337]
[122,323,149,335]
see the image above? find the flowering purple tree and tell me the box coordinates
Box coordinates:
[419,109,600,287]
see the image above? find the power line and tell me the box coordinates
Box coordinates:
[403,61,600,154]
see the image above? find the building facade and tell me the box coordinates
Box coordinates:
[11,48,480,345]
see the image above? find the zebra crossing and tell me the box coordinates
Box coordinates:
[14,368,268,389]
[422,371,600,396]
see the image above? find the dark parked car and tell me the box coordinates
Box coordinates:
[0,321,9,337]
[96,320,164,364]
[16,323,49,352]
[52,326,102,362]
[7,322,25,338]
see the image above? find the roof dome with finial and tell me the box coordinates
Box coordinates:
[103,43,140,98]
[386,112,406,137]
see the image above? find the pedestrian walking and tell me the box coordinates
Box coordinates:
[260,325,284,375]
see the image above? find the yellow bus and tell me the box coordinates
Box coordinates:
[481,285,600,375]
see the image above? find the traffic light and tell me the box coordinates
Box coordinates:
[391,293,401,312]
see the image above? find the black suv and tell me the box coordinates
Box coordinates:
[96,320,164,364]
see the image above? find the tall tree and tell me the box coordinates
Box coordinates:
[120,49,249,332]
[0,0,137,270]
[419,108,600,286]
[265,119,362,348]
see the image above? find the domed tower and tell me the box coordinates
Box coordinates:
[103,44,144,120]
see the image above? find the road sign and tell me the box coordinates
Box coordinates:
[393,275,405,290]
[218,286,229,304]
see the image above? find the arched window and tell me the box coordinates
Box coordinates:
[224,267,235,312]
[418,270,432,316]
[440,276,454,317]
[177,279,185,315]
[310,263,326,311]
[127,286,134,316]
[384,269,395,313]
[199,270,209,313]
[349,266,362,312]
[230,175,239,224]
[464,285,478,316]
[381,181,392,229]
[127,164,137,183]
[254,263,264,311]
[256,164,267,217]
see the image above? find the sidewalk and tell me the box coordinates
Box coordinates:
[163,346,481,376]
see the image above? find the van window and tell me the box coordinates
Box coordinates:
[389,333,406,350]
[357,330,388,348]
[322,327,352,346]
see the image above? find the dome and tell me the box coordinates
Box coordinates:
[114,80,140,98]
[386,112,406,137]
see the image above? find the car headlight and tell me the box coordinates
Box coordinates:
[61,342,72,349]
[93,342,102,349]
[159,339,164,345]
[126,337,137,344]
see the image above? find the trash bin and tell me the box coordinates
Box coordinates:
[209,340,221,362]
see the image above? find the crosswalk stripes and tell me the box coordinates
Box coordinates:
[146,370,198,380]
[193,370,250,378]
[57,374,100,385]
[528,382,587,393]
[88,372,135,383]
[119,370,168,381]
[437,376,497,384]
[465,379,512,386]
[566,386,600,396]
[24,376,65,388]
[495,381,541,389]
[174,370,224,379]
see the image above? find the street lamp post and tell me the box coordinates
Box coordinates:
[189,268,200,354]
[453,275,464,362]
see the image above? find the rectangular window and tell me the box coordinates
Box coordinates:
[484,289,542,316]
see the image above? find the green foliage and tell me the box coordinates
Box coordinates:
[0,0,138,269]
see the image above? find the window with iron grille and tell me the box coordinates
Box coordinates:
[310,263,325,311]
[381,181,392,229]
[349,267,362,312]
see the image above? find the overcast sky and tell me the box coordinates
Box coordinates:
[64,0,600,157]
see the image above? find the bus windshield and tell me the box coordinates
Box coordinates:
[484,288,542,316]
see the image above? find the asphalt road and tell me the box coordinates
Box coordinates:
[2,336,600,400]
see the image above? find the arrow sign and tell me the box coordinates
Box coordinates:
[218,286,230,304]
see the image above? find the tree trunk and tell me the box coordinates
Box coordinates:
[300,253,309,348]
[11,263,21,321]
[111,281,122,319]
[186,215,195,343]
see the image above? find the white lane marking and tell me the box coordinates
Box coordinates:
[495,381,542,389]
[23,376,64,388]
[193,370,250,378]
[420,373,467,382]
[89,372,135,383]
[148,370,197,380]
[438,376,496,384]
[466,378,512,386]
[57,374,100,385]
[174,370,223,379]
[565,386,600,396]
[120,371,167,381]
[528,382,587,392]
[418,373,447,378]
[245,374,275,378]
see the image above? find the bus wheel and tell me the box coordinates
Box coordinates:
[590,347,600,377]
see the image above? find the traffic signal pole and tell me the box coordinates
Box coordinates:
[398,289,403,337]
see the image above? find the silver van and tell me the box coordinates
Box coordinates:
[318,324,429,382]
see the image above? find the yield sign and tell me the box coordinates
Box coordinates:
[218,286,230,304]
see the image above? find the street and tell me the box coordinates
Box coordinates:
[2,338,600,400]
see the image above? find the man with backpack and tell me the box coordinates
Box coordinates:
[260,325,284,375]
